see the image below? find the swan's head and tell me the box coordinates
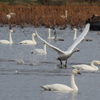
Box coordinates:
[73,28,77,31]
[95,60,100,65]
[66,10,68,13]
[10,30,15,33]
[72,69,81,74]
[75,48,80,52]
[32,33,37,36]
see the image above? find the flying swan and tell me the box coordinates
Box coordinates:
[41,69,81,92]
[19,33,37,45]
[0,30,15,44]
[32,43,47,55]
[35,23,90,68]
[72,60,100,71]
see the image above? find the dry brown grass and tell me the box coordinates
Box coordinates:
[0,4,100,28]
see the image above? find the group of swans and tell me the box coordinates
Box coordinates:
[35,23,90,68]
[0,30,37,45]
[41,69,81,92]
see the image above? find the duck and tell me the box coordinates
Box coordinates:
[0,30,15,44]
[19,33,37,45]
[72,60,100,71]
[41,69,81,92]
[35,23,90,68]
[32,43,47,55]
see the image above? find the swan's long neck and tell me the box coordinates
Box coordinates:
[48,28,51,38]
[44,44,47,54]
[71,73,78,90]
[65,11,67,17]
[73,29,77,40]
[91,61,99,70]
[32,35,35,41]
[9,32,13,43]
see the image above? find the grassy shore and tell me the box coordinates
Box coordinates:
[0,3,100,28]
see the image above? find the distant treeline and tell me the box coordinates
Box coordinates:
[0,0,100,6]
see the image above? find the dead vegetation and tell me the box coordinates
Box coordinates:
[0,4,100,28]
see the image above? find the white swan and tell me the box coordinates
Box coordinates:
[61,10,68,19]
[48,28,55,39]
[73,28,92,41]
[0,30,15,44]
[73,28,77,40]
[41,69,81,92]
[72,60,100,71]
[35,23,90,68]
[6,12,16,20]
[19,33,37,45]
[32,43,47,55]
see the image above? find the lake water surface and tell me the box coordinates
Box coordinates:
[0,26,100,100]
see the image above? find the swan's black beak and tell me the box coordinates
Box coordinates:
[76,70,81,75]
[78,72,81,75]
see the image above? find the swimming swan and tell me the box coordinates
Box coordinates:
[48,28,55,39]
[61,10,68,19]
[72,60,100,71]
[41,69,81,92]
[73,28,92,41]
[0,30,15,44]
[35,23,90,68]
[73,28,77,40]
[19,33,37,45]
[32,43,47,55]
[54,31,64,41]
[6,12,16,20]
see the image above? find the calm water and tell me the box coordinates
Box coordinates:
[0,26,100,100]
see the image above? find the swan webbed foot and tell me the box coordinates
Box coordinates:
[57,58,62,65]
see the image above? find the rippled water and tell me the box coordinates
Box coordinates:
[0,26,100,100]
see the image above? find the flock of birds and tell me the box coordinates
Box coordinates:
[0,23,100,92]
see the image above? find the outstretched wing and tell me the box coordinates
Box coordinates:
[35,30,64,55]
[67,23,90,53]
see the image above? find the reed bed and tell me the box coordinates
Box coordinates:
[0,3,100,28]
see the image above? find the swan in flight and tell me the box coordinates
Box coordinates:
[73,28,92,41]
[41,69,81,92]
[0,30,15,44]
[19,33,37,45]
[72,60,100,71]
[35,23,90,68]
[32,43,47,55]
